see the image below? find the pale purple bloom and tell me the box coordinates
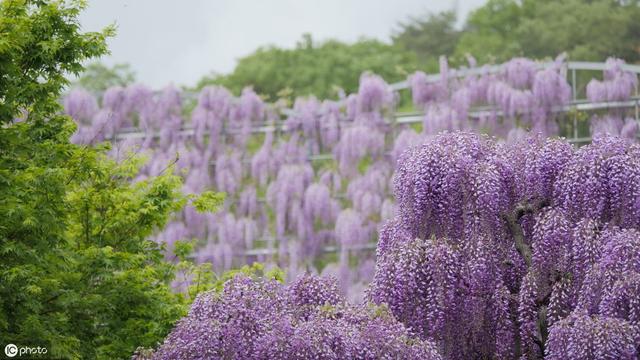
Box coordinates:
[192,86,231,153]
[215,151,243,194]
[409,71,446,107]
[546,312,638,360]
[318,169,342,193]
[250,130,275,186]
[391,128,424,164]
[266,164,314,240]
[380,198,397,221]
[319,100,341,150]
[356,73,394,114]
[64,88,98,125]
[335,209,368,248]
[334,125,385,177]
[503,57,537,89]
[587,58,638,102]
[303,183,334,226]
[238,186,258,218]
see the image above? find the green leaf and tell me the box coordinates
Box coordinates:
[191,191,225,213]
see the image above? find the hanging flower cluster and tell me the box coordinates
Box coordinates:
[140,274,443,360]
[370,132,640,359]
[63,56,639,304]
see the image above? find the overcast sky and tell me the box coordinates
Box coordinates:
[79,0,487,89]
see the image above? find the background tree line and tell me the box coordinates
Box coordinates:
[208,0,640,100]
[81,0,640,101]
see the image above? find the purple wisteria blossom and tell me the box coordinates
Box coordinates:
[587,58,638,102]
[64,88,98,125]
[142,274,443,360]
[372,132,640,359]
[62,57,640,359]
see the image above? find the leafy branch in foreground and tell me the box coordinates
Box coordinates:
[0,1,226,358]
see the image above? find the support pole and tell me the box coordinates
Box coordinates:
[572,68,578,141]
[635,77,639,122]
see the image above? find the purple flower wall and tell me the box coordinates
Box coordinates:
[64,57,639,304]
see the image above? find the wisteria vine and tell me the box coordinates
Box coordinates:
[370,133,640,359]
[64,57,639,305]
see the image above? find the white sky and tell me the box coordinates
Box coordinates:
[79,0,487,89]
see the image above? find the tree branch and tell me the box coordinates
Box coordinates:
[504,211,532,267]
[503,200,549,268]
[502,199,551,358]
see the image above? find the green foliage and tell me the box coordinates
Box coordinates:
[410,121,423,133]
[196,34,417,101]
[357,155,373,175]
[453,0,524,64]
[73,62,136,93]
[392,1,640,67]
[2,140,198,359]
[0,1,224,359]
[245,132,265,156]
[453,0,640,64]
[392,10,461,71]
[0,0,114,123]
[198,0,640,104]
[173,246,285,302]
[190,191,225,213]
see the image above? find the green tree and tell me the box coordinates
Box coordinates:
[391,0,640,67]
[0,0,111,122]
[196,34,417,101]
[392,11,461,70]
[454,0,640,64]
[73,62,136,93]
[452,0,524,64]
[514,0,640,62]
[0,1,222,358]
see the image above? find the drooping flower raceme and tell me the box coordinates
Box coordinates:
[408,56,573,139]
[586,58,638,103]
[214,151,243,195]
[191,86,231,153]
[228,87,265,148]
[391,128,424,164]
[334,125,385,177]
[250,130,275,186]
[64,88,98,125]
[266,163,314,241]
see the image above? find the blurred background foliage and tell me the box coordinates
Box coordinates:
[74,62,136,93]
[78,0,640,101]
[195,35,417,101]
